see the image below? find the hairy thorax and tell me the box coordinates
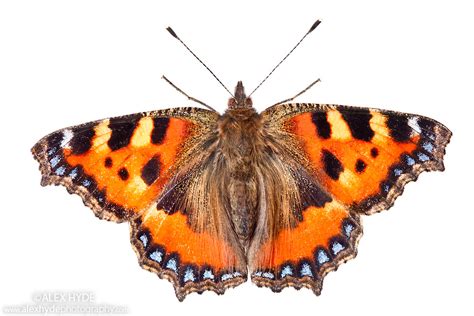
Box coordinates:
[218,108,263,252]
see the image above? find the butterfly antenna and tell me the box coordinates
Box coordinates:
[166,27,234,98]
[248,19,321,97]
[161,75,217,112]
[272,78,321,106]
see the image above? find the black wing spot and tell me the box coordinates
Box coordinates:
[370,147,379,158]
[70,128,95,155]
[417,117,436,140]
[386,114,411,142]
[47,132,63,148]
[104,157,113,168]
[141,156,161,186]
[322,150,344,180]
[311,112,331,139]
[46,132,64,158]
[107,116,140,151]
[151,117,170,144]
[355,159,367,173]
[339,108,374,141]
[118,167,129,181]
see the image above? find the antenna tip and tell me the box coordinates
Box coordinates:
[166,27,178,39]
[308,19,322,33]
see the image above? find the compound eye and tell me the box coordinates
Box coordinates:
[228,98,238,108]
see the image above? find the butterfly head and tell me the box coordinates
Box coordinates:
[228,81,253,109]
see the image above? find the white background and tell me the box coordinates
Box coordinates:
[1,0,473,315]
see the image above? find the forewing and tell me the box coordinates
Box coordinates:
[263,103,451,214]
[32,107,213,221]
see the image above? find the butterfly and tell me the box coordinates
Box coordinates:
[32,21,451,301]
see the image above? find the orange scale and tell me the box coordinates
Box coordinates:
[62,117,194,213]
[141,209,240,270]
[290,112,421,206]
[254,203,349,269]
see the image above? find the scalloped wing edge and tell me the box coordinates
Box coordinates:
[251,212,363,295]
[357,115,452,215]
[129,219,248,301]
[32,137,132,222]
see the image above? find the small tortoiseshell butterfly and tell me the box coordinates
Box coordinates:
[32,20,451,301]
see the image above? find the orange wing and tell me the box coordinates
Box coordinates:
[266,103,452,214]
[250,103,451,294]
[32,107,246,300]
[251,199,362,294]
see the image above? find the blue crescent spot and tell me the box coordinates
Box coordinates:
[55,166,66,176]
[406,156,415,166]
[149,250,163,263]
[317,250,330,265]
[394,168,403,176]
[344,223,354,238]
[165,258,178,272]
[253,271,263,277]
[139,234,148,247]
[49,155,61,168]
[203,270,215,280]
[331,241,345,255]
[82,179,91,187]
[69,168,79,179]
[418,152,430,162]
[281,265,293,278]
[183,267,195,282]
[221,273,234,281]
[422,141,434,153]
[300,263,313,277]
[262,272,275,279]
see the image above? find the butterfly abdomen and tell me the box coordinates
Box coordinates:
[218,108,264,252]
